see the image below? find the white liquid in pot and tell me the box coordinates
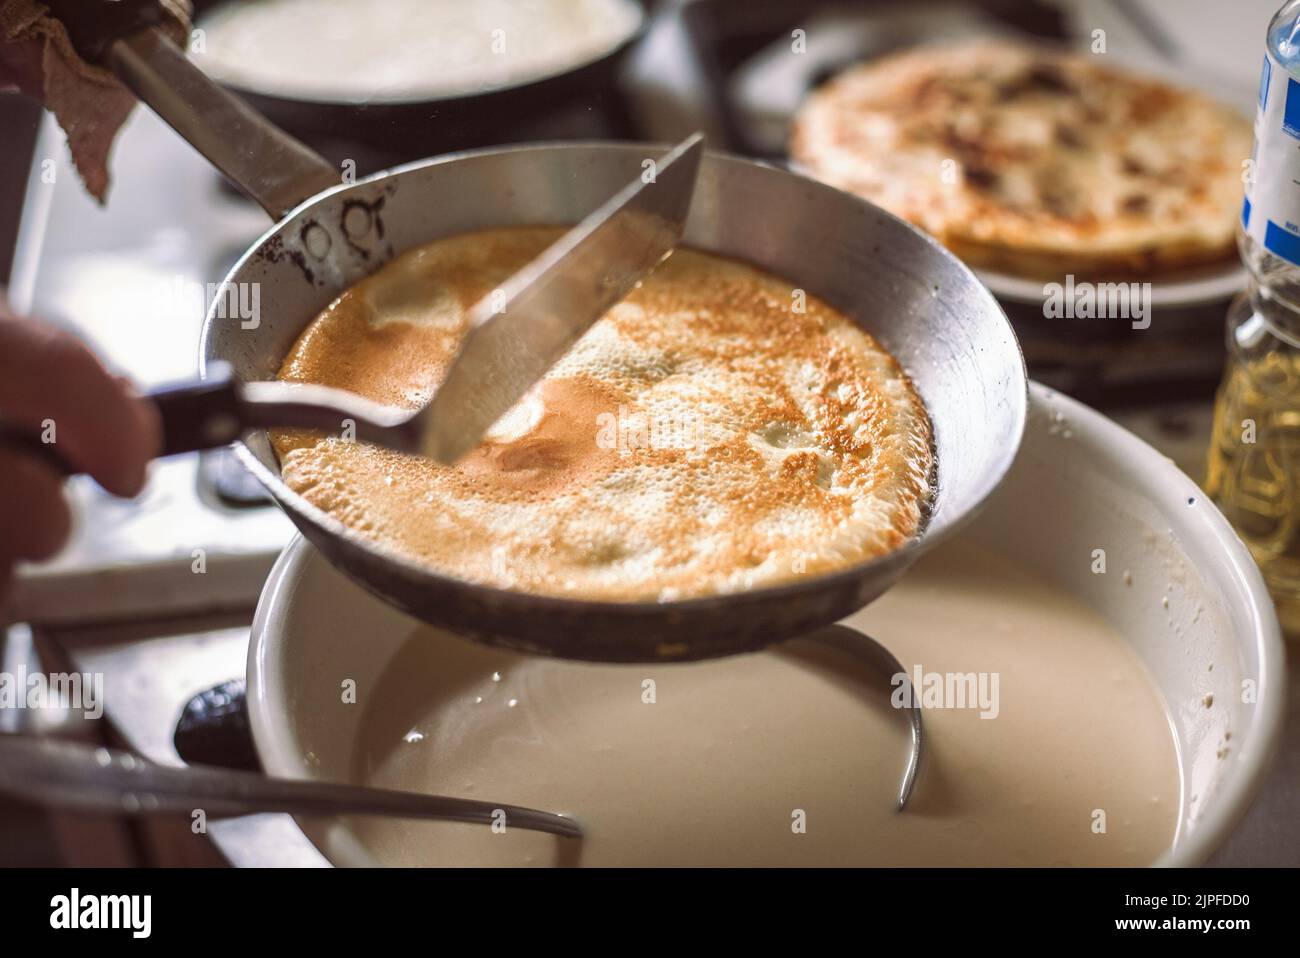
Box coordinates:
[197,0,643,101]
[348,536,1180,866]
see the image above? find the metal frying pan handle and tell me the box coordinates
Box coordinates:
[0,363,245,475]
[0,363,420,475]
[44,0,340,220]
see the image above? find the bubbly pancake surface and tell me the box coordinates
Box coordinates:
[272,227,932,602]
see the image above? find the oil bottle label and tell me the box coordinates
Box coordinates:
[1244,48,1300,265]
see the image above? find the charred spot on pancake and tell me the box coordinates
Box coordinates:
[1054,123,1085,150]
[1122,194,1150,215]
[962,162,1001,192]
[1120,155,1149,177]
[998,62,1076,101]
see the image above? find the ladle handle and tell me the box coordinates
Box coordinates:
[148,362,246,455]
[43,0,340,219]
[804,624,923,812]
[0,734,582,839]
[0,364,418,475]
[0,364,246,475]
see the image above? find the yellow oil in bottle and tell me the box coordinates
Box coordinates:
[1205,296,1300,635]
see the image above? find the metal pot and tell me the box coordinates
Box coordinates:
[38,13,1028,661]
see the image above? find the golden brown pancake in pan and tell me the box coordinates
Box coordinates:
[272,227,932,602]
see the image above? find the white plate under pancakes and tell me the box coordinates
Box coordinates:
[247,383,1285,866]
[974,260,1248,311]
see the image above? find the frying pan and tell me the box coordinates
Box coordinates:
[186,0,651,165]
[34,11,1028,662]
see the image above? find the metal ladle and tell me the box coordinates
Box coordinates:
[0,734,582,838]
[0,623,921,839]
[805,625,923,811]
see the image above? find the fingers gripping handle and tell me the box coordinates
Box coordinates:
[0,363,245,476]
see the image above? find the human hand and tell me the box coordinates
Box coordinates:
[0,302,161,605]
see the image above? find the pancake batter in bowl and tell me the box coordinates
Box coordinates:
[271,227,933,601]
[340,535,1180,867]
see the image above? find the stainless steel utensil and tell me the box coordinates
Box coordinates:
[184,627,922,811]
[28,11,1027,662]
[0,131,704,468]
[806,625,922,810]
[0,734,582,838]
[419,132,702,463]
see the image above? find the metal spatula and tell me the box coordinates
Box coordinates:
[0,134,703,473]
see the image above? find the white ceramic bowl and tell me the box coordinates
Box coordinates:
[247,382,1287,866]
